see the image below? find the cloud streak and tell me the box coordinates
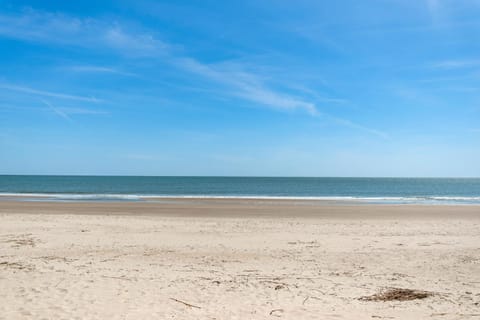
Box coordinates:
[66,65,138,77]
[0,83,101,103]
[328,116,389,139]
[0,102,107,117]
[41,100,71,121]
[0,8,167,56]
[431,59,480,69]
[175,57,318,115]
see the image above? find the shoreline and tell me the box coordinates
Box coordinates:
[1,198,479,219]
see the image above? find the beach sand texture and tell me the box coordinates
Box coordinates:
[0,199,479,319]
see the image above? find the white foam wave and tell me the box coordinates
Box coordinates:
[0,193,141,201]
[0,193,480,204]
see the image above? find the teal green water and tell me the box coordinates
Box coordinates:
[1,175,480,204]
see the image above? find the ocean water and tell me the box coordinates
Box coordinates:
[1,175,480,204]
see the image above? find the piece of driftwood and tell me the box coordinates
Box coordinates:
[170,298,201,309]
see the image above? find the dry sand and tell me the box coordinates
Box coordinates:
[0,199,479,319]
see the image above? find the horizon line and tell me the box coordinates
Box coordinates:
[1,174,479,179]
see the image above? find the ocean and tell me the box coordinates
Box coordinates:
[0,175,480,204]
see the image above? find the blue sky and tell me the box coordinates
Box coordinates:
[0,0,479,177]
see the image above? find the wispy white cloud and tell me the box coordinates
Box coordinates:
[102,26,166,56]
[0,102,107,117]
[41,100,71,121]
[329,116,389,139]
[431,59,480,69]
[286,84,349,104]
[42,100,107,120]
[175,57,318,115]
[237,85,319,115]
[66,65,138,77]
[0,8,167,56]
[0,83,101,103]
[56,107,108,115]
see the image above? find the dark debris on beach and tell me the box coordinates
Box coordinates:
[360,288,434,302]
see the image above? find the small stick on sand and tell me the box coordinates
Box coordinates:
[169,298,201,309]
[101,275,133,281]
[54,279,64,288]
[269,309,283,316]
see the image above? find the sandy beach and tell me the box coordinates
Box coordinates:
[0,199,479,319]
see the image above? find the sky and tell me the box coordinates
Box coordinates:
[0,0,479,177]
